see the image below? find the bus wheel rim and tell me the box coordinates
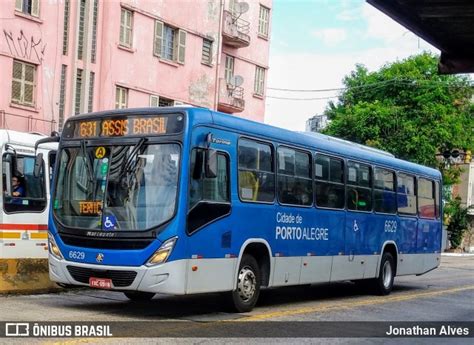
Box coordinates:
[237,266,256,302]
[382,261,392,289]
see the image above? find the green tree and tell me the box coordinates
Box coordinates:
[323,53,473,182]
[444,197,470,249]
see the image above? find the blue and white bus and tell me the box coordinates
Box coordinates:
[46,107,442,312]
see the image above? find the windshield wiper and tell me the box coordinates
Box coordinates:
[80,140,94,184]
[119,138,147,177]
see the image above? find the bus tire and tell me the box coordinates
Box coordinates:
[230,254,261,313]
[124,291,155,301]
[374,252,395,295]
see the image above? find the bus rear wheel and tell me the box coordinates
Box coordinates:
[373,252,395,295]
[230,254,261,313]
[124,291,155,301]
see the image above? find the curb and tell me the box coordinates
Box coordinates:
[0,258,60,294]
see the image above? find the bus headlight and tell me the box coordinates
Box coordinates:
[146,237,177,266]
[48,233,63,260]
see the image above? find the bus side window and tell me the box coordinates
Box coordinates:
[418,177,435,218]
[346,161,372,212]
[238,139,274,203]
[314,154,345,209]
[374,167,396,214]
[277,147,312,206]
[2,154,47,213]
[397,173,416,215]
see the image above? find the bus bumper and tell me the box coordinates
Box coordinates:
[48,254,187,295]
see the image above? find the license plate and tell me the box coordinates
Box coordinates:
[89,277,112,289]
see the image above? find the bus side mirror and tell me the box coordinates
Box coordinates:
[34,153,43,178]
[205,149,217,178]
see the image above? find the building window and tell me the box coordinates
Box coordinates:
[258,5,270,38]
[150,95,159,107]
[58,65,67,130]
[77,0,86,60]
[158,96,174,107]
[228,0,238,15]
[62,0,70,55]
[224,55,234,84]
[314,154,345,209]
[238,138,275,203]
[277,147,313,206]
[74,69,83,114]
[88,71,95,113]
[119,8,133,48]
[154,21,186,64]
[115,86,128,109]
[202,38,213,65]
[91,0,99,63]
[15,0,40,17]
[254,66,265,96]
[11,60,36,107]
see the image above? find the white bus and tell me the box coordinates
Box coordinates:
[0,130,57,292]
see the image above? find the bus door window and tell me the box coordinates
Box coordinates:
[346,161,372,212]
[373,167,397,214]
[189,149,229,208]
[238,138,274,203]
[277,147,312,206]
[188,148,230,233]
[2,154,46,213]
[314,154,345,209]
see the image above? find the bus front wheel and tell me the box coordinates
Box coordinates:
[124,291,155,301]
[230,254,261,312]
[374,252,395,295]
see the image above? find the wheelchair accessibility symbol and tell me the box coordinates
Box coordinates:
[353,220,359,232]
[103,215,117,231]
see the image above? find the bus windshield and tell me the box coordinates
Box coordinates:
[53,142,180,231]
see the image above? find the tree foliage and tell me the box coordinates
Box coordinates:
[323,53,473,180]
[444,197,470,249]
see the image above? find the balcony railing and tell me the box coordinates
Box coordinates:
[217,78,245,113]
[222,10,250,48]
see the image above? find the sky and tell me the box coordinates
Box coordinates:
[264,0,439,131]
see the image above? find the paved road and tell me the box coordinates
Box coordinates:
[0,255,473,344]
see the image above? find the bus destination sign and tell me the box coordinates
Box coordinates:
[63,114,183,139]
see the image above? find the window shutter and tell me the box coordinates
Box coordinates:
[154,20,163,57]
[150,95,159,107]
[15,0,22,11]
[177,29,186,64]
[31,0,40,17]
[120,10,125,44]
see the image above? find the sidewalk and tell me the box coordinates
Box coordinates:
[441,252,474,257]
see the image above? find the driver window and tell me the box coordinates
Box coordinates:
[189,149,229,209]
[2,154,47,213]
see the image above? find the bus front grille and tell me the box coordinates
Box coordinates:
[66,266,137,287]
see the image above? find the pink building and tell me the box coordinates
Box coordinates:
[0,0,272,134]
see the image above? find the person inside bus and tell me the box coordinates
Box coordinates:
[11,174,26,197]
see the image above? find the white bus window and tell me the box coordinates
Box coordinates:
[2,155,46,213]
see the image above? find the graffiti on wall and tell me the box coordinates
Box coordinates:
[3,29,46,64]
